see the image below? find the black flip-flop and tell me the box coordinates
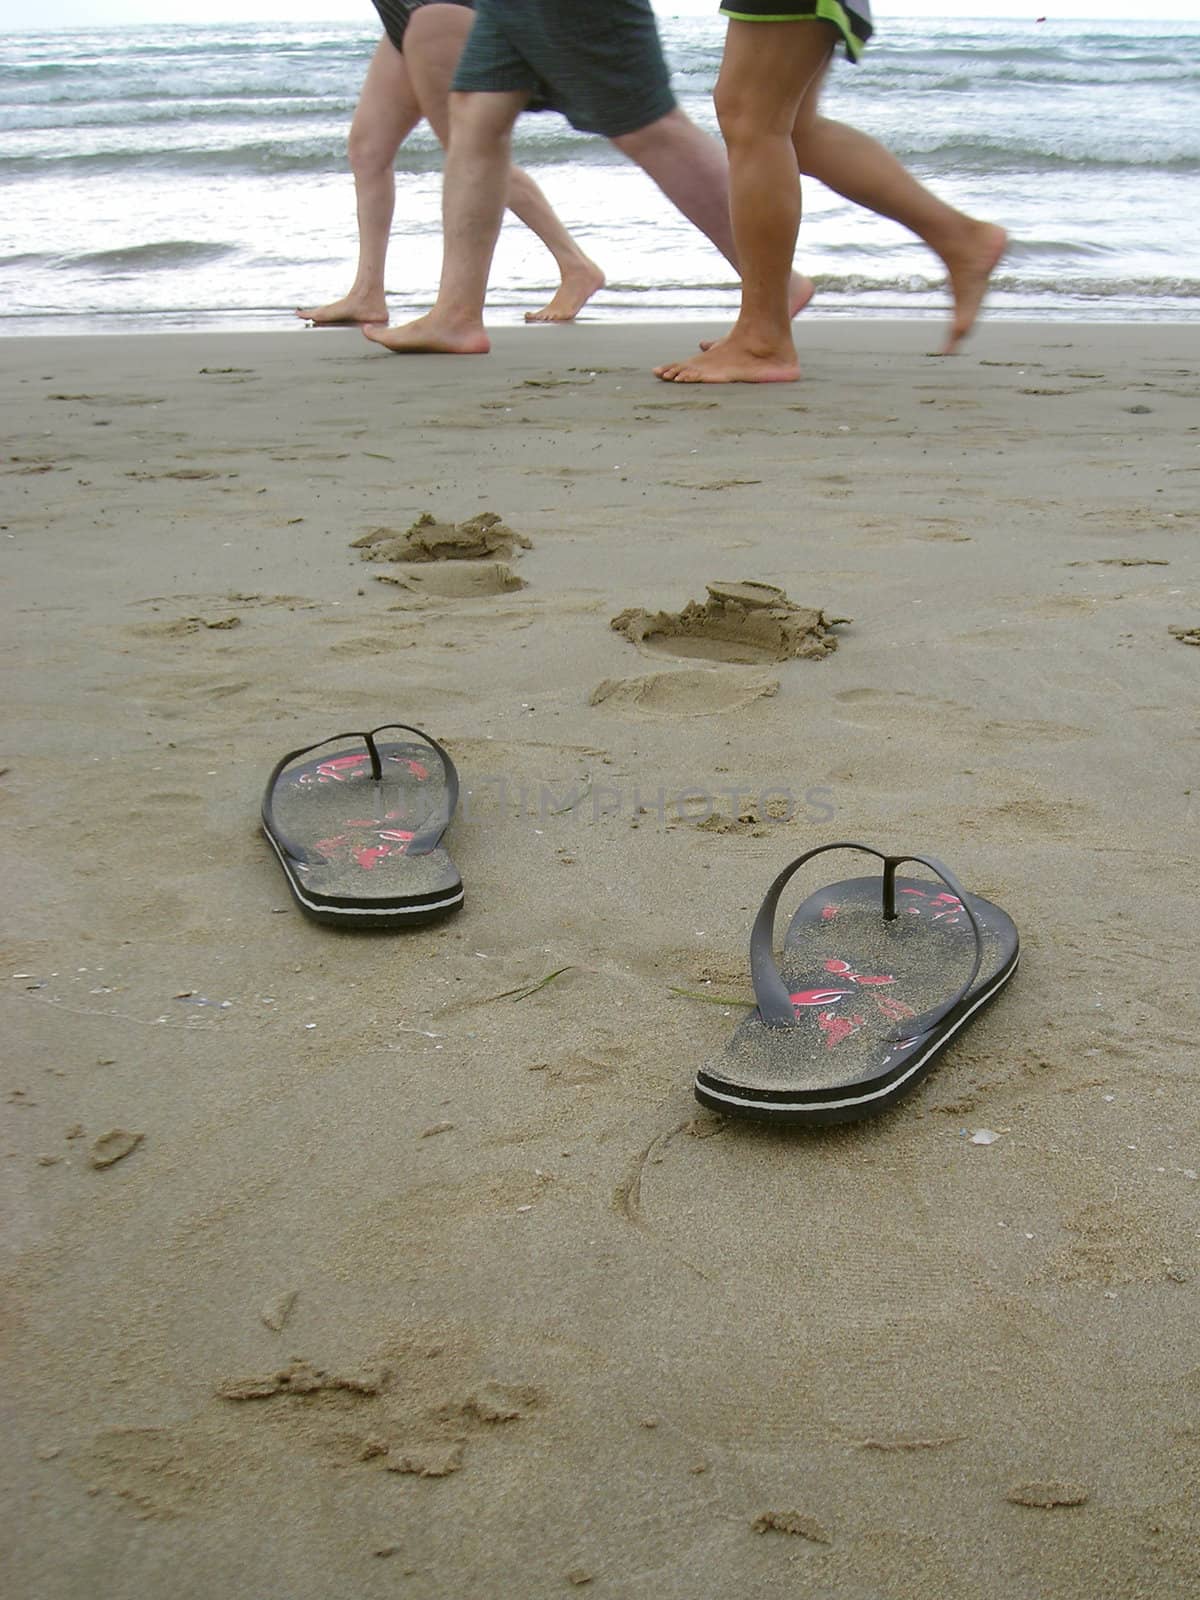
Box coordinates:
[261,723,463,928]
[695,842,1018,1126]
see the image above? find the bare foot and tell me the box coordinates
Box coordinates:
[362,315,490,355]
[696,272,815,353]
[942,223,1008,354]
[788,271,817,320]
[296,294,388,327]
[654,332,800,385]
[525,261,606,324]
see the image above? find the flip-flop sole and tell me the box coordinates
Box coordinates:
[695,875,1018,1125]
[264,740,463,928]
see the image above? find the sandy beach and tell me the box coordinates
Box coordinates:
[3,318,1199,1597]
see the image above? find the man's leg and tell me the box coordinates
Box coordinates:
[614,107,814,325]
[296,37,422,325]
[656,22,833,383]
[797,117,1006,354]
[402,5,605,323]
[364,88,528,354]
[613,109,739,270]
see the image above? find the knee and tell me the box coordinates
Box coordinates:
[347,121,399,176]
[713,82,762,148]
[448,92,515,152]
[612,106,686,160]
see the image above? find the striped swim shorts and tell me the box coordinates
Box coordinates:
[717,0,874,61]
[371,0,474,55]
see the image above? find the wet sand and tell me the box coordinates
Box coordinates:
[3,320,1199,1598]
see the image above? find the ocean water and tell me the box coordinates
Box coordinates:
[1,14,1198,336]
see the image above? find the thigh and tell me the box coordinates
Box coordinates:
[716,18,835,136]
[352,35,422,151]
[403,3,477,146]
[447,87,531,151]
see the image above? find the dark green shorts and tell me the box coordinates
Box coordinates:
[451,0,676,139]
[718,0,873,62]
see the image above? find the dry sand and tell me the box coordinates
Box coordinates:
[2,319,1199,1598]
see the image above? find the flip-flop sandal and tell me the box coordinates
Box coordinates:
[695,841,1018,1126]
[261,723,464,928]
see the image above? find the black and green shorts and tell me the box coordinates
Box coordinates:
[451,0,676,139]
[718,0,874,62]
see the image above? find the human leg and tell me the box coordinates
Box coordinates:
[613,109,739,273]
[614,109,813,317]
[796,116,1006,353]
[296,36,422,325]
[402,4,605,322]
[655,21,834,383]
[454,0,806,320]
[363,87,528,354]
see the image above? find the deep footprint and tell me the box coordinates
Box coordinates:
[611,581,847,665]
[376,561,526,598]
[353,511,530,564]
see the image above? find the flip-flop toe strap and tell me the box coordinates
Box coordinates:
[880,854,984,1043]
[262,723,458,866]
[750,841,888,1027]
[369,723,459,856]
[749,843,985,1041]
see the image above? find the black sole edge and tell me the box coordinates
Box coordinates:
[294,897,465,930]
[695,956,1019,1128]
[265,828,464,930]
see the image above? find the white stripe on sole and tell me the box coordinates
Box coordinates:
[697,955,1019,1115]
[264,829,463,918]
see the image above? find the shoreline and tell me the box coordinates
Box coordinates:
[4,304,1200,342]
[4,319,1199,1598]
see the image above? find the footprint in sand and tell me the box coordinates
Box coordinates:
[833,688,1086,744]
[352,510,530,564]
[356,510,531,598]
[1044,1199,1171,1288]
[590,667,779,718]
[327,631,421,656]
[70,1425,226,1518]
[611,581,846,666]
[959,796,1091,841]
[131,615,242,637]
[376,562,526,598]
[73,1345,544,1516]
